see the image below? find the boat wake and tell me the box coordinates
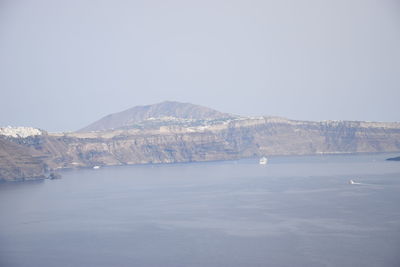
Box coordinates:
[348,179,380,186]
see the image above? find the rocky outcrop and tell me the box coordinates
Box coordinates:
[0,137,48,182]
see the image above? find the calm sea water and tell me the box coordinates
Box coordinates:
[1,153,400,267]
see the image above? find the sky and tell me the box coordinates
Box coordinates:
[0,0,399,132]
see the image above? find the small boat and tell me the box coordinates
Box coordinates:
[349,179,361,185]
[259,157,268,165]
[93,166,101,169]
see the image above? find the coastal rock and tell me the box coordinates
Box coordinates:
[20,117,400,171]
[48,172,62,180]
[1,102,400,181]
[0,137,47,182]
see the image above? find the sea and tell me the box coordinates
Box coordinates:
[1,153,400,267]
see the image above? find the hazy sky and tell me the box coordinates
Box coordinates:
[0,0,399,132]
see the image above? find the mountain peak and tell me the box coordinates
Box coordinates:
[78,101,234,132]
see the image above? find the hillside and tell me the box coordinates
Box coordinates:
[79,101,234,132]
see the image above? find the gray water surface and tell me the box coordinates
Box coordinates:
[1,153,400,267]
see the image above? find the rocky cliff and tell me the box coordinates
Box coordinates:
[68,118,400,166]
[1,103,400,181]
[0,137,48,181]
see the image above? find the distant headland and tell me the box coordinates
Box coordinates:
[1,101,400,182]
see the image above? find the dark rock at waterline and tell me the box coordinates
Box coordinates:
[386,156,400,161]
[48,172,62,180]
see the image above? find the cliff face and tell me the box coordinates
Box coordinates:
[251,118,400,155]
[0,137,48,182]
[6,117,398,173]
[2,113,400,181]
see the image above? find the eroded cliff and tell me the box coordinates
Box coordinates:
[2,108,400,182]
[5,117,399,175]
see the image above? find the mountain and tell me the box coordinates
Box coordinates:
[79,101,234,132]
[2,103,400,181]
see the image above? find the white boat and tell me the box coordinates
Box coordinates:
[349,179,360,185]
[93,166,101,169]
[259,157,268,165]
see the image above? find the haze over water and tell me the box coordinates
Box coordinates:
[1,153,400,267]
